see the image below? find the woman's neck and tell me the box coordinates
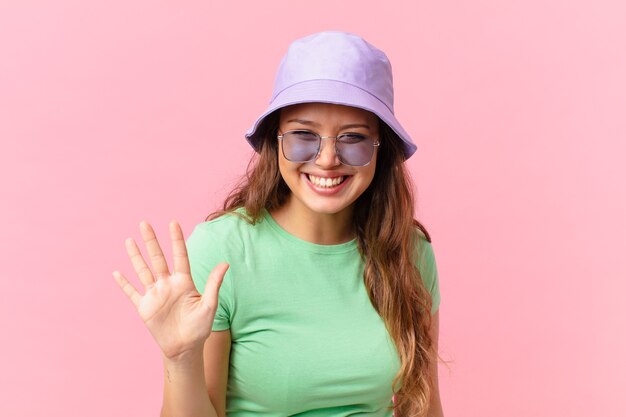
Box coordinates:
[269,195,356,245]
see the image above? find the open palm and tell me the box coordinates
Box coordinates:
[113,220,229,360]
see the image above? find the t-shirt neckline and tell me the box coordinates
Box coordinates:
[261,208,359,254]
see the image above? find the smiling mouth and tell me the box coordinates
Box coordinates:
[306,173,349,188]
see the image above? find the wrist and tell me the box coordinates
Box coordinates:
[162,345,204,368]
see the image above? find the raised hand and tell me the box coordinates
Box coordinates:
[113,220,229,361]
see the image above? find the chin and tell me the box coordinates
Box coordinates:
[300,198,354,216]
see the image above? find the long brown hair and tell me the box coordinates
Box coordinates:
[207,109,437,416]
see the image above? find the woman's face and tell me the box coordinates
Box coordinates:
[277,102,380,217]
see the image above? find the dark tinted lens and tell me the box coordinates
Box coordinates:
[282,131,320,162]
[336,134,375,166]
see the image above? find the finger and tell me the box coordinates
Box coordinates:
[201,262,229,310]
[139,221,171,280]
[112,270,142,308]
[169,220,191,276]
[125,237,155,287]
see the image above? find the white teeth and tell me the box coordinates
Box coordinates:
[307,174,346,188]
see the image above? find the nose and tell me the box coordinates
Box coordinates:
[315,137,341,168]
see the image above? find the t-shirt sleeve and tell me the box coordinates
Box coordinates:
[186,222,234,331]
[415,234,441,316]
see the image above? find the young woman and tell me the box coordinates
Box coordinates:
[113,31,444,417]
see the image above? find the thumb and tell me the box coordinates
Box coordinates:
[202,262,230,310]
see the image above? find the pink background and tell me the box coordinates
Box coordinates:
[1,1,624,416]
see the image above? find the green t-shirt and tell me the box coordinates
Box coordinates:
[186,208,441,416]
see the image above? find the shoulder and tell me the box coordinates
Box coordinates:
[411,225,438,275]
[411,225,441,313]
[413,226,434,256]
[194,207,252,233]
[187,208,255,252]
[414,226,428,242]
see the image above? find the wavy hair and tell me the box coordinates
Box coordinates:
[206,109,437,416]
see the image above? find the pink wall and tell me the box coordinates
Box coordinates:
[1,1,624,416]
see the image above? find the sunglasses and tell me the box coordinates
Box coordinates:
[277,130,380,167]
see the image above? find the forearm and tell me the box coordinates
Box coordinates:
[427,369,444,417]
[160,349,218,417]
[427,394,444,417]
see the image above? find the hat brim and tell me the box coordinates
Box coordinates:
[245,79,417,159]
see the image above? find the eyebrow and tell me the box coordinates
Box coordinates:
[286,118,371,130]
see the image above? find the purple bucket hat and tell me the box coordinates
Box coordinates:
[245,30,417,159]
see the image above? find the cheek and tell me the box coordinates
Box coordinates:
[277,153,301,187]
[363,171,376,190]
[276,146,290,177]
[277,154,286,178]
[360,161,377,188]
